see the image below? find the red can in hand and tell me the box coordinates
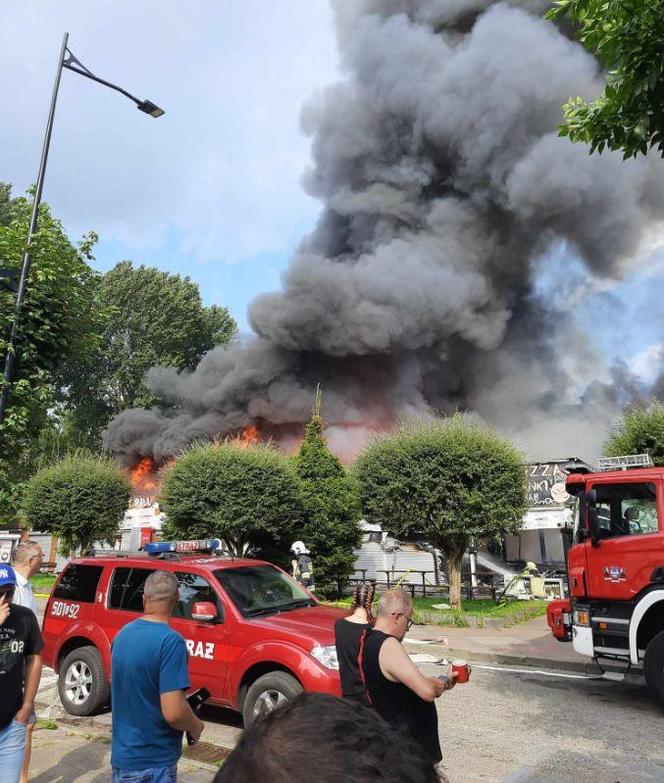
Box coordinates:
[452,659,470,683]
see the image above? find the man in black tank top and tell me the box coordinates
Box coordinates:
[360,589,457,764]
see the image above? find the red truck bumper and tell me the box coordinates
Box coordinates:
[546,598,572,642]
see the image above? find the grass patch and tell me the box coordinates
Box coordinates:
[33,574,57,592]
[36,718,58,730]
[327,596,548,628]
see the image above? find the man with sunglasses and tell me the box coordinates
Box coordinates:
[360,589,455,768]
[0,565,43,783]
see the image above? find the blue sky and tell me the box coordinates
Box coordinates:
[1,0,339,332]
[2,0,663,376]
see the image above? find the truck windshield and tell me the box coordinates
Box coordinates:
[214,565,315,618]
[592,482,659,538]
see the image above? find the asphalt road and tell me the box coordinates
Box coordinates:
[34,599,663,782]
[36,661,664,783]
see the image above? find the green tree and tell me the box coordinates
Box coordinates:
[547,0,664,158]
[604,402,664,465]
[294,394,361,597]
[0,192,104,522]
[0,182,12,227]
[354,415,527,607]
[22,452,131,553]
[63,261,237,446]
[160,442,302,557]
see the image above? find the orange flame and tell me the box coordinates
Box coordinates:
[241,425,259,445]
[129,456,158,495]
[229,425,260,449]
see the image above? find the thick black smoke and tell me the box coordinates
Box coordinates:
[105,0,664,463]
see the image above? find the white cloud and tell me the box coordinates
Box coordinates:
[629,342,664,385]
[0,0,339,263]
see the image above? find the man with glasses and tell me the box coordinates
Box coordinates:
[11,540,44,783]
[0,565,43,783]
[360,589,456,770]
[11,541,43,614]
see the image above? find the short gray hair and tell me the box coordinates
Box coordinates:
[144,571,179,603]
[376,589,412,618]
[12,541,42,566]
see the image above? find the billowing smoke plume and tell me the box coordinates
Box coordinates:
[105,0,664,464]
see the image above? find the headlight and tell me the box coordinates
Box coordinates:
[574,609,590,627]
[310,644,339,670]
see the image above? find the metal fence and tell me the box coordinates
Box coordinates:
[339,569,498,600]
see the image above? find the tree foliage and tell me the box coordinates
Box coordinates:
[294,397,361,597]
[22,452,131,553]
[64,261,237,445]
[547,0,664,158]
[0,188,104,522]
[354,415,527,607]
[604,402,664,465]
[160,442,302,557]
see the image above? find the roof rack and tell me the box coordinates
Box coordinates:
[596,454,654,471]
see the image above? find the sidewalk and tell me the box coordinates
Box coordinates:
[405,615,610,674]
[30,722,218,783]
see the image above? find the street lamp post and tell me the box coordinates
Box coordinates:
[0,32,164,423]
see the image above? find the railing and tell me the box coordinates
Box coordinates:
[339,569,499,600]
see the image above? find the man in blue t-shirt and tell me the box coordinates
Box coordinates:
[111,570,204,783]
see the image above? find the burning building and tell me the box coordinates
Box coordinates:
[105,0,664,466]
[118,457,165,550]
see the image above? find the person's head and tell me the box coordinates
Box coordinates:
[143,570,179,616]
[290,541,310,556]
[11,540,44,578]
[0,564,17,604]
[349,581,375,623]
[213,692,437,783]
[374,589,413,641]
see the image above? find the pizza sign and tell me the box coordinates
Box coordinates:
[526,463,571,507]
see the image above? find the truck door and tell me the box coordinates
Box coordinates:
[585,479,662,600]
[169,571,232,704]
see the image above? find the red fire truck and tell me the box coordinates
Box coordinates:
[546,454,664,702]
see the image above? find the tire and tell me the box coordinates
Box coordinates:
[58,645,110,716]
[644,630,664,705]
[242,671,303,727]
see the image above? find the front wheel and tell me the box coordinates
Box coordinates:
[58,646,109,716]
[644,630,664,706]
[242,671,302,727]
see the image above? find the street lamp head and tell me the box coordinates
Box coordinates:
[136,99,164,118]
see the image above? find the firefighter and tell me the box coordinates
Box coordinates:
[291,541,315,590]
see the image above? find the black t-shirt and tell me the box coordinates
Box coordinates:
[0,604,43,729]
[361,629,442,763]
[334,618,371,696]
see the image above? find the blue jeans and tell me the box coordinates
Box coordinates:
[112,766,177,783]
[0,720,28,783]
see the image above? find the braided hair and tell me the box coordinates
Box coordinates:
[349,581,375,623]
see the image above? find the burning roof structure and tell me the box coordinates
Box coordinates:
[105,0,664,466]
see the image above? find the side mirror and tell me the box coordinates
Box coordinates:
[191,601,218,622]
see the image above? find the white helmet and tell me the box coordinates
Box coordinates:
[291,540,310,555]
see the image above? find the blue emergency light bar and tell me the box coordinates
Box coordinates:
[144,539,222,556]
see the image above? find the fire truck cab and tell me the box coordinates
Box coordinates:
[547,454,664,702]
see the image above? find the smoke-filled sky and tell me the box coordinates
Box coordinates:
[3,1,664,463]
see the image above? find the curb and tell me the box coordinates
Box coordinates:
[444,647,605,675]
[406,639,625,676]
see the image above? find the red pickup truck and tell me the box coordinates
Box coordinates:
[41,545,343,725]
